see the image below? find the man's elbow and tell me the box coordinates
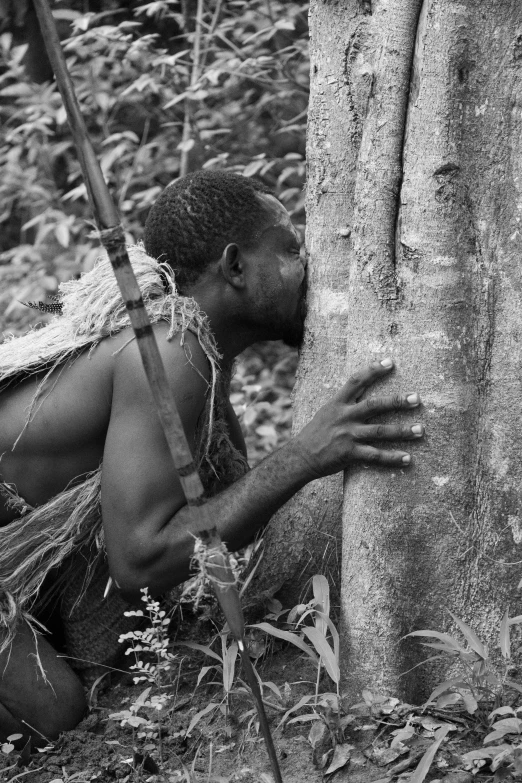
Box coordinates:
[107,538,160,603]
[106,534,188,602]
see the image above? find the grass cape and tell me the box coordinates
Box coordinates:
[0,246,248,679]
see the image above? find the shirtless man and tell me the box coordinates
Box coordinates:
[0,170,423,744]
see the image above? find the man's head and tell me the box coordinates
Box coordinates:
[144,170,272,292]
[144,170,306,348]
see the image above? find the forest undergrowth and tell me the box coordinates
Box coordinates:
[1,542,521,783]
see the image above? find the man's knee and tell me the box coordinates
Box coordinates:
[0,621,87,743]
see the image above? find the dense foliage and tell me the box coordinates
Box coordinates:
[0,0,308,330]
[0,0,308,461]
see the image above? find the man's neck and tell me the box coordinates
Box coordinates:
[185,288,261,368]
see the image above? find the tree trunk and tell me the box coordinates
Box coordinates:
[248,0,361,609]
[255,0,522,703]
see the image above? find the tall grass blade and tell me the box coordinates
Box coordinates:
[499,609,510,660]
[447,611,487,658]
[302,626,340,684]
[251,622,318,662]
[312,575,330,636]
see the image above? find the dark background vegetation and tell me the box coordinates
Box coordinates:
[0,0,308,462]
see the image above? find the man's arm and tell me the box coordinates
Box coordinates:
[102,337,422,602]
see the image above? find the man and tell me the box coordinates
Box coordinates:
[0,170,423,744]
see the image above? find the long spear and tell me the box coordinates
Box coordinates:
[31,2,282,780]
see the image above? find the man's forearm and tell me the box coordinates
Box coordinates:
[122,439,313,598]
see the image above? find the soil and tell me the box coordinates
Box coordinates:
[0,621,500,783]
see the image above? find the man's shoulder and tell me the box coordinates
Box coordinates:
[110,323,212,412]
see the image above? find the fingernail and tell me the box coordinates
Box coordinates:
[402,454,411,464]
[380,358,393,368]
[411,424,423,436]
[407,393,420,406]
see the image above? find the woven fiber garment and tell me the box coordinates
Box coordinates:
[0,247,249,680]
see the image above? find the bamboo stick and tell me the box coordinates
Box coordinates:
[32,3,282,780]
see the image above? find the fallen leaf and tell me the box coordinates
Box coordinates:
[372,746,404,766]
[308,720,328,749]
[409,725,451,783]
[325,743,354,776]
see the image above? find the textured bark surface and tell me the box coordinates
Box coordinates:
[256,0,522,702]
[249,1,362,607]
[341,0,522,701]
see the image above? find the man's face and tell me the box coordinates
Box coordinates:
[242,195,307,347]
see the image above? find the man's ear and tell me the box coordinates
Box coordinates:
[219,243,245,288]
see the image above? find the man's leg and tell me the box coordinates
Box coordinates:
[0,620,86,745]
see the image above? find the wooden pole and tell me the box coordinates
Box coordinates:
[31,3,282,780]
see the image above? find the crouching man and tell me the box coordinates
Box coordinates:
[0,170,423,744]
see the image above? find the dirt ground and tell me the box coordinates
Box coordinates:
[0,628,499,783]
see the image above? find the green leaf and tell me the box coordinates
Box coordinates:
[278,694,315,729]
[302,626,340,684]
[505,679,522,696]
[491,748,513,772]
[185,702,219,737]
[424,678,469,707]
[312,574,330,636]
[406,630,465,652]
[436,692,462,709]
[174,641,222,664]
[287,713,322,725]
[462,746,510,763]
[420,642,460,654]
[196,665,214,688]
[250,623,318,662]
[310,610,340,663]
[409,725,450,783]
[499,609,510,659]
[324,743,353,776]
[484,717,522,744]
[457,689,478,714]
[448,611,487,658]
[222,640,238,693]
[489,706,515,721]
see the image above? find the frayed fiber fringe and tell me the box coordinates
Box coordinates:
[0,246,248,662]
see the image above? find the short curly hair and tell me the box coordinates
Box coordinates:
[143,170,273,292]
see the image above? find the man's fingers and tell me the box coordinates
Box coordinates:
[354,423,424,442]
[350,392,421,420]
[354,445,412,467]
[337,358,394,403]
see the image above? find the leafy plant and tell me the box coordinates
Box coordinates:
[406,609,522,716]
[251,574,340,703]
[462,705,522,776]
[1,733,22,755]
[109,587,180,756]
[0,0,309,335]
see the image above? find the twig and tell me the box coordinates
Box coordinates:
[180,0,204,177]
[6,768,44,782]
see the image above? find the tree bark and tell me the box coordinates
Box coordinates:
[256,0,522,702]
[248,1,361,608]
[341,0,522,702]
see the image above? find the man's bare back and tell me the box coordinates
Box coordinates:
[0,324,215,527]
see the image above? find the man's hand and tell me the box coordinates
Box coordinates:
[104,349,423,599]
[293,358,423,479]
